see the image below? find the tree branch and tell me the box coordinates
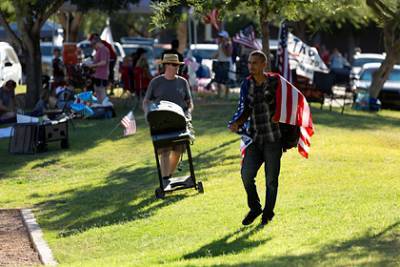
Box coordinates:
[0,9,23,49]
[366,0,393,21]
[38,0,64,28]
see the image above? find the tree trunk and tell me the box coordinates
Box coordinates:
[70,12,83,42]
[369,24,400,98]
[259,1,271,71]
[369,51,398,98]
[59,12,83,42]
[177,19,188,54]
[23,35,42,109]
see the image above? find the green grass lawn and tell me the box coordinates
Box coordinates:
[0,98,399,267]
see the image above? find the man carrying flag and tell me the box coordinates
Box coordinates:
[228,50,314,226]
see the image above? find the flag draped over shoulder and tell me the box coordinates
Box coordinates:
[121,111,136,136]
[272,75,314,158]
[277,22,292,83]
[233,24,262,50]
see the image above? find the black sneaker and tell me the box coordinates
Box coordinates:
[261,213,274,226]
[242,210,262,226]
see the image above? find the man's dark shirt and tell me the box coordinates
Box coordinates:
[248,79,281,144]
[52,57,64,78]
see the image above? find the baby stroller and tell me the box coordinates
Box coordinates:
[146,101,203,198]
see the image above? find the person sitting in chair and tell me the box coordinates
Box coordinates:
[0,80,17,123]
[143,54,194,180]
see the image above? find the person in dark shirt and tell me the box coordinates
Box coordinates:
[143,54,193,180]
[228,50,283,226]
[162,39,185,76]
[52,48,65,88]
[0,80,17,123]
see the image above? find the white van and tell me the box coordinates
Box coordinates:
[0,42,22,86]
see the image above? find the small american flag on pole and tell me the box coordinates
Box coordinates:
[272,74,314,158]
[121,111,136,136]
[203,9,220,31]
[277,22,292,83]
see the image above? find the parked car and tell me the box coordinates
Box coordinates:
[40,42,62,78]
[353,62,400,108]
[120,37,155,46]
[186,44,218,77]
[154,43,171,60]
[350,53,385,79]
[76,40,124,60]
[0,42,22,86]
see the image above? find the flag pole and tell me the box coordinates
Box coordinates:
[276,19,285,68]
[105,121,121,138]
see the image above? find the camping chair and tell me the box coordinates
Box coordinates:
[314,71,354,114]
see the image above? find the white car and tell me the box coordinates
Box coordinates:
[350,53,385,79]
[0,42,22,86]
[354,62,400,108]
[188,44,218,77]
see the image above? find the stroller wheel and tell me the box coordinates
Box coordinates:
[197,181,204,194]
[155,187,165,199]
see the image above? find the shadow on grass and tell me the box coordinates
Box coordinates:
[311,106,400,130]
[36,164,185,237]
[35,138,238,237]
[31,159,61,169]
[184,225,269,259]
[0,102,234,180]
[212,221,400,267]
[0,115,134,179]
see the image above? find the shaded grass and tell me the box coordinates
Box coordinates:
[0,99,399,266]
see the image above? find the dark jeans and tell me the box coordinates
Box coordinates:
[241,140,282,217]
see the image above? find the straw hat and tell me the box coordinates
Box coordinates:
[161,53,184,65]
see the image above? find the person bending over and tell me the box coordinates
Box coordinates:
[143,54,194,179]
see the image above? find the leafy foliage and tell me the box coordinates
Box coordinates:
[150,0,374,32]
[70,0,140,13]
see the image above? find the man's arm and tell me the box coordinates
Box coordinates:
[183,78,194,113]
[88,48,108,68]
[186,98,194,113]
[228,80,250,132]
[228,107,250,132]
[88,59,107,68]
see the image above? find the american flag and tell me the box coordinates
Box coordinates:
[240,134,252,161]
[121,111,136,136]
[277,22,292,83]
[272,74,314,158]
[204,9,220,31]
[233,24,262,50]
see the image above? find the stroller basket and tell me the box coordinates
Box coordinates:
[146,101,203,198]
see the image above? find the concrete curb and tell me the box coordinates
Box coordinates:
[20,209,57,266]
